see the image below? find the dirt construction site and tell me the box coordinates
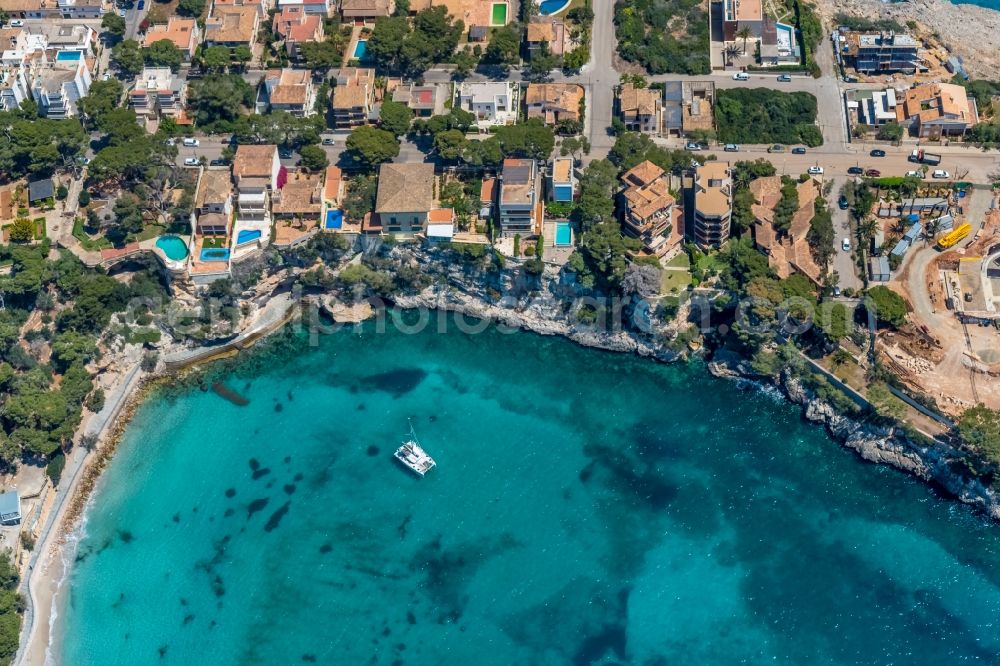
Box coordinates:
[887,192,1000,417]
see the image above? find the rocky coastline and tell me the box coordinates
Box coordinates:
[706,353,1000,520]
[376,245,1000,520]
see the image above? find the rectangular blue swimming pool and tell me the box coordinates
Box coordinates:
[56,51,82,62]
[325,210,343,229]
[199,248,231,262]
[353,40,368,60]
[555,221,572,246]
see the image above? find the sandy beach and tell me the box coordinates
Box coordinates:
[816,0,1000,79]
[14,293,299,666]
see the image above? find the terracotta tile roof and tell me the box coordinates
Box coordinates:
[375,163,434,214]
[273,172,321,215]
[195,168,232,208]
[143,17,198,53]
[898,82,977,127]
[232,144,277,179]
[480,177,496,203]
[695,162,730,217]
[427,207,454,223]
[526,22,554,42]
[287,16,322,42]
[323,165,342,202]
[525,83,583,120]
[619,83,659,116]
[205,6,258,44]
[340,0,393,15]
[621,160,674,222]
[266,68,311,105]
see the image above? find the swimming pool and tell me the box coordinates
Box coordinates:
[155,235,189,261]
[199,248,231,262]
[555,221,572,246]
[236,229,261,245]
[353,40,368,60]
[325,209,343,230]
[55,50,82,62]
[537,0,569,16]
[491,2,507,24]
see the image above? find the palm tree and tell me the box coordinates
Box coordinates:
[724,44,741,67]
[857,217,878,242]
[736,26,753,55]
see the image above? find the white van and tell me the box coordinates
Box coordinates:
[182,137,200,147]
[931,169,950,179]
[732,72,749,81]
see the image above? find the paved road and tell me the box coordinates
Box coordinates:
[828,177,863,291]
[174,135,350,169]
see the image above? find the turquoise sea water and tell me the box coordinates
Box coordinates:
[953,0,1000,11]
[61,317,1000,665]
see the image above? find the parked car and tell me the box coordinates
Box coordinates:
[847,166,864,175]
[137,0,144,7]
[777,74,792,82]
[117,8,125,16]
[932,169,951,179]
[723,143,739,152]
[279,148,293,158]
[183,157,200,166]
[838,195,849,210]
[182,137,199,147]
[833,286,842,297]
[870,149,886,157]
[841,238,851,252]
[733,72,749,81]
[767,144,784,153]
[807,166,824,175]
[865,168,881,177]
[101,72,111,81]
[321,137,336,145]
[843,75,858,83]
[209,159,226,167]
[791,146,806,154]
[9,20,23,27]
[684,142,703,151]
[905,170,923,178]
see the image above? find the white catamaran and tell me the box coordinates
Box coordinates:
[394,422,436,476]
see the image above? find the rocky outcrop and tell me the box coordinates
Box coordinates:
[385,245,682,362]
[776,372,1000,520]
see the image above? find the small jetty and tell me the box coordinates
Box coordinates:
[394,423,435,477]
[211,382,250,406]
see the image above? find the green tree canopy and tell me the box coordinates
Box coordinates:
[201,45,232,71]
[865,285,908,328]
[959,405,1000,465]
[101,12,126,38]
[111,39,144,77]
[298,144,329,171]
[378,99,413,137]
[145,39,184,70]
[345,125,400,170]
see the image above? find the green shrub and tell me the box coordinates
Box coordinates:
[46,452,66,485]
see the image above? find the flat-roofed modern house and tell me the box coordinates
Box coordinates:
[0,491,20,525]
[548,157,575,203]
[619,160,679,256]
[849,88,898,127]
[195,168,233,236]
[130,67,186,119]
[837,30,921,74]
[896,82,978,138]
[391,82,448,117]
[662,80,714,137]
[498,158,542,238]
[618,83,662,135]
[455,81,518,127]
[373,162,435,238]
[691,161,732,249]
[722,0,763,41]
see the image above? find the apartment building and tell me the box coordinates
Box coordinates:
[690,161,732,249]
[498,158,542,238]
[232,144,281,224]
[620,160,679,257]
[143,17,200,60]
[259,68,315,116]
[330,67,375,128]
[194,168,233,236]
[130,67,186,118]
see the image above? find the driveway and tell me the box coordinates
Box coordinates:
[828,177,862,291]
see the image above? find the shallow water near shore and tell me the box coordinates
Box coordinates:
[60,318,1000,665]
